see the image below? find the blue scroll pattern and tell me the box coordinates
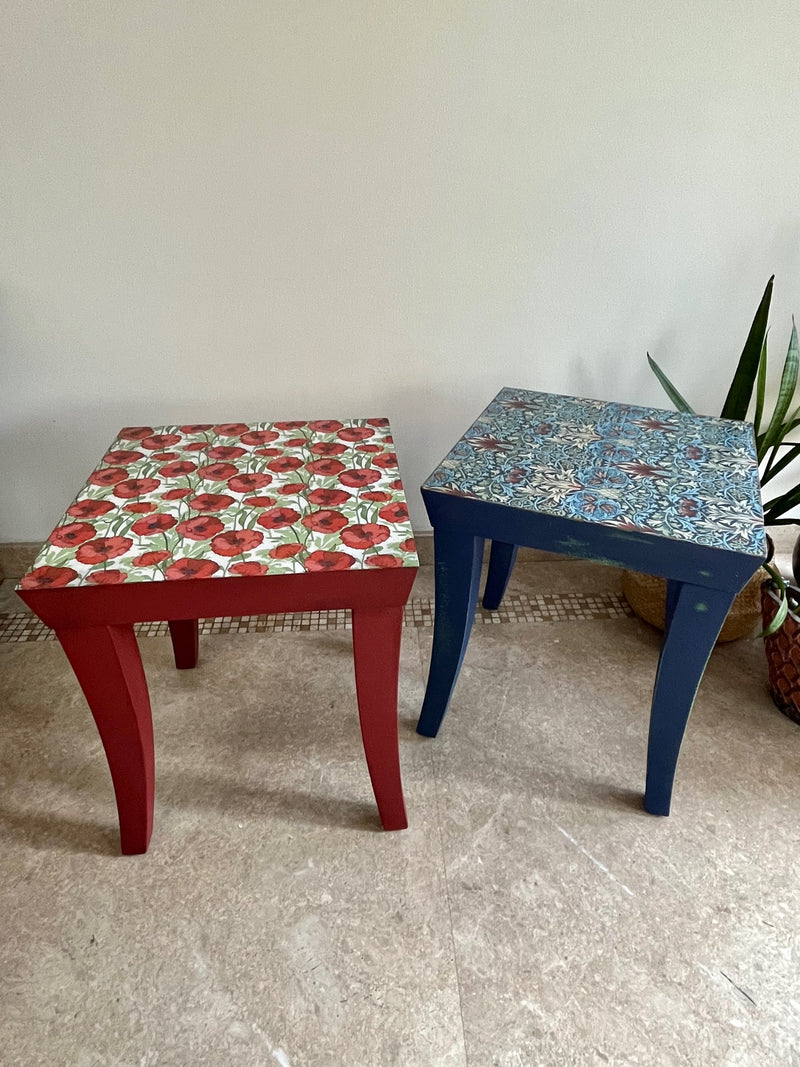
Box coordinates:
[423,388,766,557]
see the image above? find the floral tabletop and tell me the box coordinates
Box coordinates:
[21,420,418,589]
[423,388,766,557]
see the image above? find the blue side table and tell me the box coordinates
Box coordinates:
[418,388,767,815]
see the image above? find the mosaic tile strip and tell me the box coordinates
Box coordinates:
[0,592,633,644]
[423,388,765,557]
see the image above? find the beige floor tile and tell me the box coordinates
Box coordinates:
[416,619,800,1066]
[0,630,466,1067]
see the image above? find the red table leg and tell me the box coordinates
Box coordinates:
[56,625,155,854]
[168,619,199,669]
[351,605,408,831]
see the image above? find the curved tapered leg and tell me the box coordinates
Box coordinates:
[168,619,199,669]
[644,583,736,816]
[417,529,485,738]
[482,540,519,609]
[56,625,154,854]
[352,605,407,831]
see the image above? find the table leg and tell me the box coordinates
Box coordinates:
[56,625,155,854]
[168,619,199,669]
[482,540,519,609]
[417,528,485,738]
[644,582,736,816]
[351,605,407,831]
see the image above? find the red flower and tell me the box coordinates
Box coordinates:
[162,487,194,500]
[50,522,97,548]
[301,509,348,533]
[270,543,305,559]
[267,456,303,473]
[355,444,382,453]
[371,453,398,469]
[303,550,354,571]
[256,507,300,530]
[339,468,381,488]
[207,445,246,461]
[306,458,345,476]
[176,516,225,540]
[340,524,390,550]
[134,550,171,566]
[118,426,153,440]
[361,491,391,502]
[213,423,249,436]
[378,501,409,523]
[254,447,282,457]
[227,472,272,494]
[180,424,213,433]
[181,442,207,452]
[103,449,144,464]
[230,561,269,575]
[131,513,177,536]
[125,502,157,513]
[338,426,375,442]
[285,437,309,448]
[150,451,179,461]
[366,555,402,568]
[20,565,79,589]
[165,558,220,580]
[68,499,115,519]
[242,495,276,508]
[113,477,161,499]
[310,441,346,457]
[76,536,134,564]
[87,570,127,585]
[367,418,389,427]
[188,493,234,512]
[309,420,343,433]
[278,482,306,495]
[211,529,264,556]
[88,467,128,487]
[240,429,279,446]
[141,433,181,450]
[159,460,198,478]
[307,488,350,507]
[199,462,238,481]
[389,479,404,490]
[274,420,306,430]
[399,538,416,553]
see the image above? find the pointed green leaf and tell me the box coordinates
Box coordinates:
[721,275,774,420]
[760,319,799,452]
[760,440,800,486]
[646,354,695,413]
[753,335,767,436]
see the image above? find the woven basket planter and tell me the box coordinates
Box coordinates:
[621,568,764,643]
[761,582,800,725]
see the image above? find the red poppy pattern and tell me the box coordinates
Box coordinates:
[21,418,417,586]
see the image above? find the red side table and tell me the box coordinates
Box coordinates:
[18,418,418,854]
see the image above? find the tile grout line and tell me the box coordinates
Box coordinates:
[0,591,634,644]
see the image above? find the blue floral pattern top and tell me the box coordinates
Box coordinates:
[423,388,765,557]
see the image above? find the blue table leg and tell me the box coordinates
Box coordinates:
[482,540,519,610]
[644,582,736,815]
[417,528,485,738]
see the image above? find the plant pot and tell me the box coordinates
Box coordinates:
[621,567,764,643]
[761,582,800,724]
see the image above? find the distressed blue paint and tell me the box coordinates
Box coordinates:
[417,388,767,816]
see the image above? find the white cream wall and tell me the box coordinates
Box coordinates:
[2,1,799,541]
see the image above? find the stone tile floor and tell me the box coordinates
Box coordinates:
[1,559,799,1066]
